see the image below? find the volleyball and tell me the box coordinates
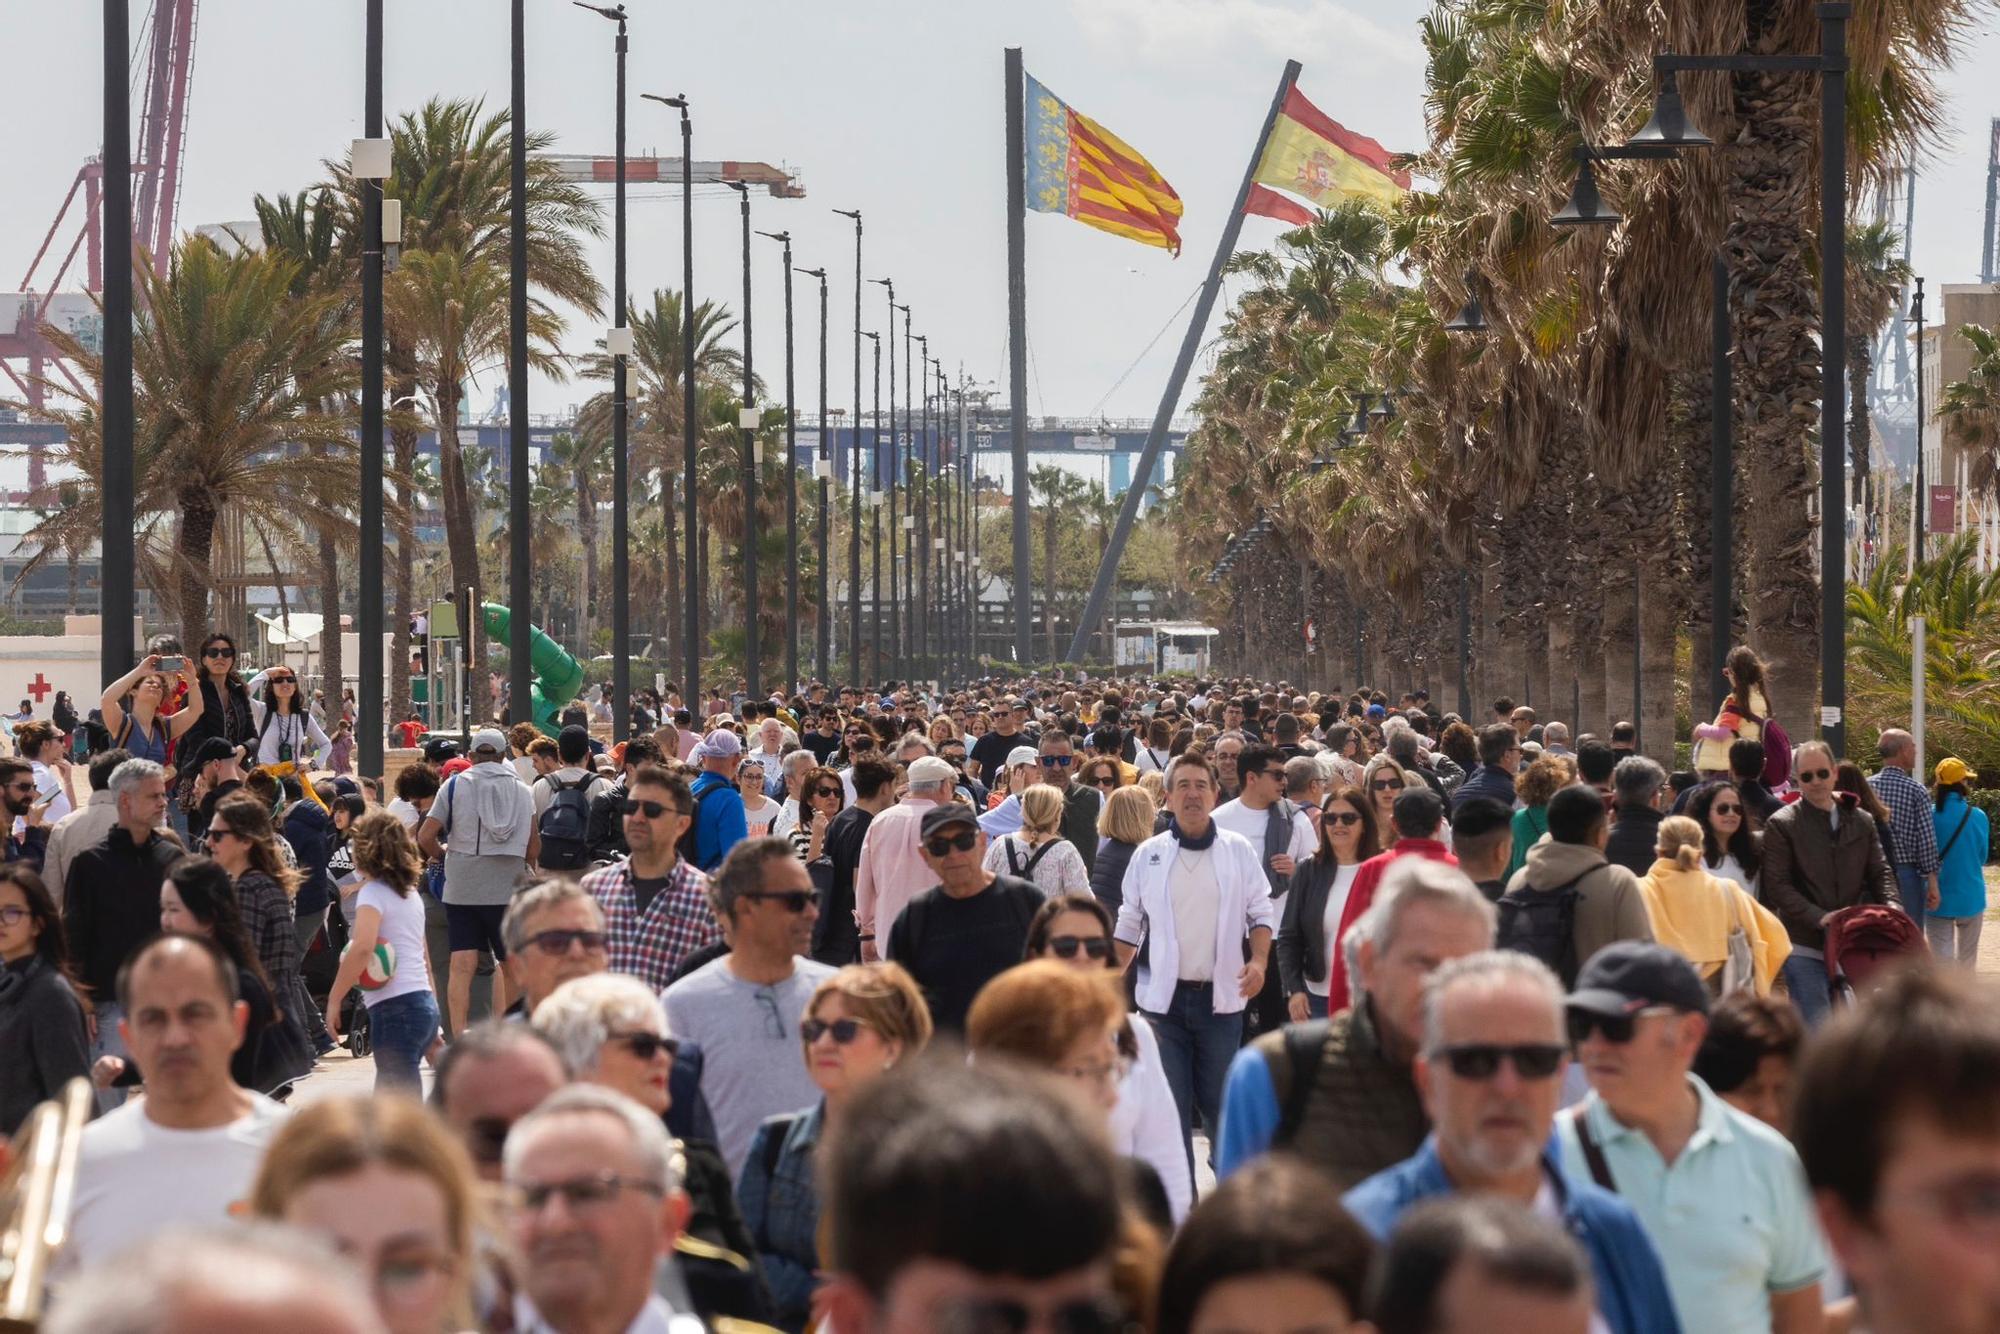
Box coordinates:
[345,940,397,990]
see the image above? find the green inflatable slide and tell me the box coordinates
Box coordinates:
[480,603,585,737]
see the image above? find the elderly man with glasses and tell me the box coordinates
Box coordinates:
[1343,950,1681,1334]
[1760,739,1896,1028]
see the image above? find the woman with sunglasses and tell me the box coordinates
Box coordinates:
[98,653,205,766]
[1079,755,1123,796]
[0,865,89,1133]
[787,765,845,865]
[250,1094,480,1334]
[1359,755,1410,849]
[983,784,1091,899]
[247,665,331,771]
[1277,785,1381,1022]
[738,759,782,840]
[738,962,933,1332]
[1024,894,1193,1224]
[1635,816,1790,997]
[182,630,256,766]
[325,810,438,1093]
[204,794,319,1067]
[1688,780,1761,898]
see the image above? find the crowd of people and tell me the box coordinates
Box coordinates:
[1,650,1996,1334]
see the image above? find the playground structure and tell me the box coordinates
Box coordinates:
[479,603,584,737]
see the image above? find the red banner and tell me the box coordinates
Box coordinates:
[1930,485,1958,534]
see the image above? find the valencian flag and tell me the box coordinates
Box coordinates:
[1024,72,1185,255]
[1245,86,1409,224]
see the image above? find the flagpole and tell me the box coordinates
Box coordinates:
[1064,59,1302,666]
[1005,47,1033,665]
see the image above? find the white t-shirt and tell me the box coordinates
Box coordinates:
[1134,745,1170,775]
[1308,861,1362,998]
[1211,797,1316,919]
[1167,845,1219,983]
[742,794,782,840]
[30,760,71,825]
[385,796,424,832]
[356,877,433,1005]
[1712,852,1759,900]
[63,1096,289,1272]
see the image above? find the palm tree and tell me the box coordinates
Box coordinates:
[13,236,358,647]
[1029,464,1091,662]
[1846,222,1911,519]
[1940,323,2000,497]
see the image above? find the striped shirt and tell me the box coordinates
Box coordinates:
[1868,764,1939,874]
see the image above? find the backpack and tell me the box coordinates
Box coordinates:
[1494,872,1587,986]
[1759,717,1792,788]
[536,775,596,871]
[1004,838,1061,881]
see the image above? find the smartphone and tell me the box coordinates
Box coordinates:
[71,731,88,761]
[157,655,185,673]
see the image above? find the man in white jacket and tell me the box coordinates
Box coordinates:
[1115,751,1274,1175]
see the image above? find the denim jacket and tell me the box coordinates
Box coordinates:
[735,1101,824,1332]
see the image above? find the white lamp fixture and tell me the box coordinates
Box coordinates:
[739,407,762,430]
[870,490,883,506]
[625,365,642,397]
[933,537,945,551]
[902,515,915,531]
[351,138,392,180]
[606,326,635,358]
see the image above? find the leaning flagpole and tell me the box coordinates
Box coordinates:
[1064,60,1302,665]
[1005,47,1034,665]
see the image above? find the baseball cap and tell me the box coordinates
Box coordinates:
[188,736,240,769]
[1006,745,1040,770]
[1567,940,1710,1019]
[919,803,980,840]
[907,756,956,788]
[1367,703,1387,719]
[440,756,473,778]
[470,727,507,755]
[692,728,744,761]
[1936,756,1977,786]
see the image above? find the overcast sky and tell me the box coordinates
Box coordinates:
[7,0,2000,424]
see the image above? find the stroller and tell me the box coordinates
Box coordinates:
[313,893,373,1057]
[1822,904,1929,1007]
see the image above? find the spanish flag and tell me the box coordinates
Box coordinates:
[1247,86,1409,218]
[1024,73,1184,255]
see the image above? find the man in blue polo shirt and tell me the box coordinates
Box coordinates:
[1344,950,1681,1334]
[1558,943,1824,1334]
[687,729,749,873]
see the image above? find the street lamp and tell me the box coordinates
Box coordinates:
[507,0,533,732]
[726,180,759,700]
[576,1,629,739]
[353,0,385,774]
[798,264,831,683]
[916,329,930,682]
[1910,276,1927,569]
[863,330,882,678]
[760,229,798,694]
[894,302,913,680]
[1442,270,1489,333]
[869,278,899,680]
[834,209,863,683]
[642,92,697,707]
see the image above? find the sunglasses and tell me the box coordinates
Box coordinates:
[528,928,608,955]
[1711,803,1742,816]
[202,646,236,659]
[268,675,296,685]
[609,1031,679,1061]
[617,798,680,819]
[1088,776,1118,789]
[936,1296,1128,1334]
[1567,1006,1678,1046]
[1039,755,1074,768]
[1047,934,1111,961]
[744,890,814,913]
[812,786,843,799]
[800,1017,872,1045]
[1798,768,1832,783]
[1323,810,1362,827]
[1432,1043,1566,1081]
[1372,778,1405,791]
[926,830,979,857]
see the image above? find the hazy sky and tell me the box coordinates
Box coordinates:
[7,0,2000,423]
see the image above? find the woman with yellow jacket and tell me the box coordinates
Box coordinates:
[1636,816,1792,996]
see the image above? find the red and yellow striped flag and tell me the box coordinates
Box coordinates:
[1024,73,1184,255]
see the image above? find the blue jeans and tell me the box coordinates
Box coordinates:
[1143,981,1246,1179]
[1781,954,1833,1029]
[1303,993,1330,1019]
[1893,864,1928,936]
[368,990,438,1095]
[90,1000,129,1113]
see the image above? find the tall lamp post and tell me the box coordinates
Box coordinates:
[353,0,385,774]
[833,209,864,683]
[895,302,913,680]
[759,229,798,694]
[915,330,930,683]
[726,181,759,700]
[862,331,883,678]
[643,92,696,710]
[1910,276,1926,571]
[799,265,830,684]
[869,278,899,681]
[100,0,135,690]
[507,0,533,731]
[576,2,630,739]
[1560,3,1851,749]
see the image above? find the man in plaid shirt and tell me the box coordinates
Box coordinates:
[582,765,722,991]
[1868,728,1940,932]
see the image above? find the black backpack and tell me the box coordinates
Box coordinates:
[1003,838,1060,881]
[1494,873,1587,986]
[536,775,596,871]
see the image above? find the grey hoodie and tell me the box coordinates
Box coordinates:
[1502,835,1655,968]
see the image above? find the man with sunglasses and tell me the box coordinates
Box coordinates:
[854,755,956,964]
[1213,741,1317,1036]
[664,837,833,1175]
[1036,729,1102,875]
[1344,951,1681,1334]
[1760,739,1894,1028]
[1556,942,1825,1334]
[883,803,1043,1033]
[581,767,721,994]
[435,1020,571,1183]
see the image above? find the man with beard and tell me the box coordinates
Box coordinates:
[1344,951,1680,1334]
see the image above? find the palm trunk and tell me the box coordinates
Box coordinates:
[176,490,219,651]
[390,364,419,727]
[1673,373,1716,726]
[576,463,597,655]
[1600,475,1640,729]
[1571,470,1607,735]
[318,516,343,720]
[436,386,485,685]
[65,544,79,616]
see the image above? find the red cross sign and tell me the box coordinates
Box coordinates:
[25,673,52,703]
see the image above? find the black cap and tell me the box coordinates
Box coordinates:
[1567,941,1710,1018]
[188,736,240,769]
[919,803,980,840]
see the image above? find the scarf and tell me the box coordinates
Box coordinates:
[1167,815,1217,850]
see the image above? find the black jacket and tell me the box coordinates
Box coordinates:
[0,954,90,1134]
[816,804,873,966]
[1089,837,1140,917]
[64,825,184,999]
[1604,806,1666,876]
[1276,857,1357,994]
[283,800,336,918]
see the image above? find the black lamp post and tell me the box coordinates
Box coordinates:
[1565,3,1851,749]
[833,209,863,683]
[799,265,830,684]
[642,92,696,709]
[1910,275,1927,567]
[894,302,913,681]
[916,331,930,683]
[507,0,532,731]
[100,0,135,689]
[1442,270,1489,334]
[726,181,758,701]
[760,229,797,695]
[869,278,898,682]
[355,0,383,772]
[576,2,629,739]
[863,331,883,678]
